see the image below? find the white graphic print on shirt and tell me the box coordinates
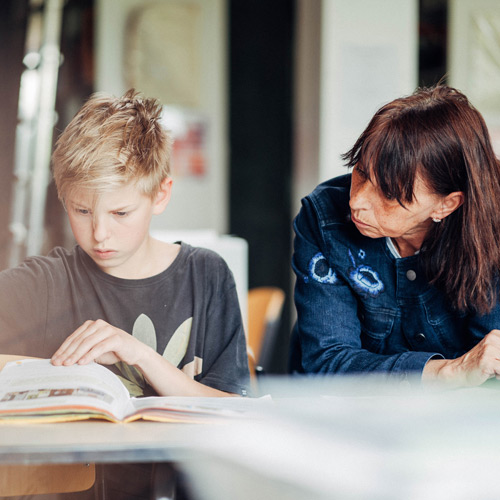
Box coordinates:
[115,314,202,396]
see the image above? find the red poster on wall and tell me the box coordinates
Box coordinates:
[161,107,208,178]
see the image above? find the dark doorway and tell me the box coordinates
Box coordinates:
[229,1,295,373]
[419,0,448,86]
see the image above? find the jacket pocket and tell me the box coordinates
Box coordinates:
[423,295,467,353]
[359,305,396,353]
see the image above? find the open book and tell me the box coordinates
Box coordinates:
[0,358,267,424]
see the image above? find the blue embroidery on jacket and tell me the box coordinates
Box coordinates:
[309,252,338,284]
[348,249,384,297]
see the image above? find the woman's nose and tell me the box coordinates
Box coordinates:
[350,178,372,211]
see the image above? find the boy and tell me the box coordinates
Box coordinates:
[0,89,249,498]
[0,89,249,398]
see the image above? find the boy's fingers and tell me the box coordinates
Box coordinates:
[62,324,127,365]
[52,320,131,366]
[52,320,106,363]
[75,337,118,365]
[61,327,112,364]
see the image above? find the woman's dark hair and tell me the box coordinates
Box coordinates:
[342,85,500,313]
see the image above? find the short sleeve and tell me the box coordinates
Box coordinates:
[197,255,250,395]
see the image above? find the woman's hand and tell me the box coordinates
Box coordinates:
[51,319,152,367]
[423,329,500,387]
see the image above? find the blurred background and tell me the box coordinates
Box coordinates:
[0,0,499,374]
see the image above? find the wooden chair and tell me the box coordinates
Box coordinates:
[247,287,285,377]
[0,354,96,498]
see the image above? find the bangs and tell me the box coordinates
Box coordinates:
[367,124,419,205]
[343,115,420,206]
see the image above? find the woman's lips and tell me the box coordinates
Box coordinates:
[351,213,370,227]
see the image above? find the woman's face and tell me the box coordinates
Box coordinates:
[349,164,443,245]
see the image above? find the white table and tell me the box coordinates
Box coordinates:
[4,376,500,500]
[0,420,214,465]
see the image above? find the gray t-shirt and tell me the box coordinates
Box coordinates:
[0,243,249,395]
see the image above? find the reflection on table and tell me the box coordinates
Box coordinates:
[184,375,500,500]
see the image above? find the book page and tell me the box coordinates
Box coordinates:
[0,359,131,422]
[125,395,274,423]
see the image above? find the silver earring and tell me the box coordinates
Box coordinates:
[432,217,441,223]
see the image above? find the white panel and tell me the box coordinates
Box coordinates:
[95,0,228,234]
[319,0,419,182]
[292,0,322,211]
[449,0,500,154]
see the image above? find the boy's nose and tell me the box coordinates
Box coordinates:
[92,218,110,242]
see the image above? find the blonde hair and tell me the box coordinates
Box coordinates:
[52,89,172,201]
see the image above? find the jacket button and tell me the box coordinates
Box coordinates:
[406,270,417,281]
[416,333,426,343]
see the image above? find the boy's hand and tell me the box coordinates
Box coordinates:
[51,319,234,398]
[51,319,149,367]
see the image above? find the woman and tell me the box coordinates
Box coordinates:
[291,85,500,387]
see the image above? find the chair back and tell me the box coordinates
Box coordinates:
[0,464,96,497]
[247,287,285,375]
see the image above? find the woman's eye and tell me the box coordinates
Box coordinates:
[77,208,90,215]
[355,166,368,180]
[114,212,128,217]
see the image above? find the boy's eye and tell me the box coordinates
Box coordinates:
[76,208,90,215]
[114,212,128,217]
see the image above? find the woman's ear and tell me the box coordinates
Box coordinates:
[432,191,464,221]
[153,178,173,215]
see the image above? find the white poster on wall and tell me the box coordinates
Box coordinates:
[318,0,418,182]
[95,0,228,234]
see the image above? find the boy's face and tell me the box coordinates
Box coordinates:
[65,180,171,278]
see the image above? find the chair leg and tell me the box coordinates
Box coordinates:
[94,464,106,500]
[151,462,177,500]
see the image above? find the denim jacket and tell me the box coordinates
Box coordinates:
[291,174,500,380]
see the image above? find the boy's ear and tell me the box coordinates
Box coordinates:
[432,191,464,221]
[153,178,173,215]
